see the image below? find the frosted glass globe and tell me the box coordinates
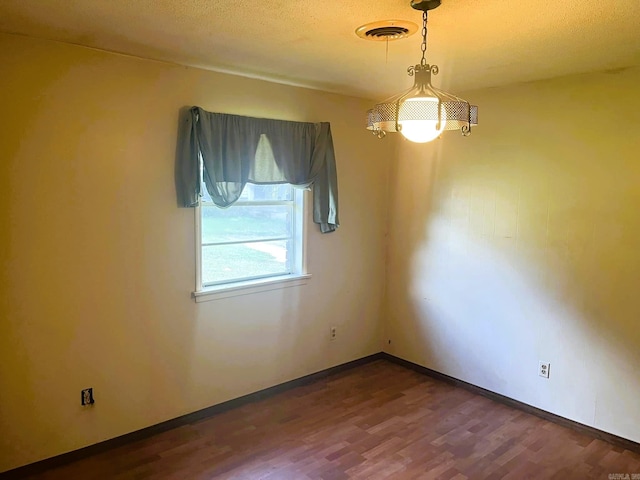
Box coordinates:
[398,97,446,143]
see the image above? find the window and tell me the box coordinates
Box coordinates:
[194,182,307,300]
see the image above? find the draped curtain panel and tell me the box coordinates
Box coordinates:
[176,107,339,233]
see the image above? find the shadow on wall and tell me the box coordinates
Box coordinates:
[383,67,640,442]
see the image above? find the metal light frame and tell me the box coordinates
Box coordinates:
[366,0,478,141]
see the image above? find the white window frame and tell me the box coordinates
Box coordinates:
[192,185,310,302]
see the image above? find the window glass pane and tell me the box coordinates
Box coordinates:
[239,183,293,201]
[202,205,293,244]
[202,240,290,285]
[201,183,292,203]
[197,180,302,289]
[201,184,212,203]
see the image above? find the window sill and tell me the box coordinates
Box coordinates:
[192,273,311,302]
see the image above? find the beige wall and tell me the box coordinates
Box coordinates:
[0,33,391,472]
[385,67,640,443]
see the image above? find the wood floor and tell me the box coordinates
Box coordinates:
[22,360,640,479]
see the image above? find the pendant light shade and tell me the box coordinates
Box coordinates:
[365,1,478,142]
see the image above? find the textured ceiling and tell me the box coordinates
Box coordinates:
[1,0,639,100]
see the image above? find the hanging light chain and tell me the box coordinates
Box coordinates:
[420,11,428,66]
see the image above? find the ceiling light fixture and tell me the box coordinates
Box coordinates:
[365,0,478,143]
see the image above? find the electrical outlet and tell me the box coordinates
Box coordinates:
[330,326,337,341]
[539,362,550,379]
[81,388,95,406]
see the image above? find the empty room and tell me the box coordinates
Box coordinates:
[1,0,640,478]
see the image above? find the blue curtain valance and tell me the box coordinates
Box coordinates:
[176,107,339,233]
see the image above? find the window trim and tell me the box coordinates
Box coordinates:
[192,273,311,302]
[193,186,309,302]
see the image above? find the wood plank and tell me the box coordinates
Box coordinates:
[6,360,640,479]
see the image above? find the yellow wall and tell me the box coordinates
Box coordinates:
[3,29,640,473]
[0,33,391,472]
[385,67,640,443]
